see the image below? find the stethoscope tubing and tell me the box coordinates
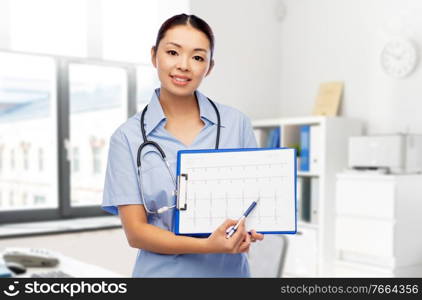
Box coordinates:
[136,94,221,214]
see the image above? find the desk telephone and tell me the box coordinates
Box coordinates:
[3,248,60,267]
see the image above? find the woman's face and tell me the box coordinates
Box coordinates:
[151,25,214,98]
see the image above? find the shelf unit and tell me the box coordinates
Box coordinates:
[252,116,362,277]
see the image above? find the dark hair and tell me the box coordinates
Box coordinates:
[153,14,215,60]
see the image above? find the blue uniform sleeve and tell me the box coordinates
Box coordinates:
[102,128,143,215]
[242,115,258,148]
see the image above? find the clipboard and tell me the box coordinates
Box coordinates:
[173,148,297,236]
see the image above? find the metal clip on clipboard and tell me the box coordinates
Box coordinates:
[176,173,188,211]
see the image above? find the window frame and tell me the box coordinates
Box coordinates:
[0,50,138,224]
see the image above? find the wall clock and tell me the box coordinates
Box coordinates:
[380,37,418,78]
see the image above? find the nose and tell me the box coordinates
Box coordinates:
[176,54,190,71]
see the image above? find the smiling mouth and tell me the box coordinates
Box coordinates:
[170,75,191,85]
[171,75,191,81]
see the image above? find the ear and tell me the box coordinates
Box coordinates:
[205,59,215,77]
[151,46,157,68]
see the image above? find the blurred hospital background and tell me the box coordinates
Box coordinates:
[0,0,422,278]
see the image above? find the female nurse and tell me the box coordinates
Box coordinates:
[102,14,264,277]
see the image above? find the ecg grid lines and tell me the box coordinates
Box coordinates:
[178,150,296,233]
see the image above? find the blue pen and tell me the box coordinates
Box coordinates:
[226,198,260,239]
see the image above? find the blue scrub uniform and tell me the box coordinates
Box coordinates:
[102,88,257,277]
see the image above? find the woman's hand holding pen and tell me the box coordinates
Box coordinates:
[205,219,251,254]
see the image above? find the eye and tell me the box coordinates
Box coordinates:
[193,56,204,62]
[167,50,178,56]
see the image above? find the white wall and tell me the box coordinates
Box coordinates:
[190,0,283,120]
[279,0,422,134]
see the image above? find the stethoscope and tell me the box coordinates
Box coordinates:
[137,92,221,214]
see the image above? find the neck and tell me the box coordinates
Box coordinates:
[159,87,200,119]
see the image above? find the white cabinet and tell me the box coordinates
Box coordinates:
[336,177,395,218]
[251,116,362,277]
[336,217,395,266]
[335,173,422,277]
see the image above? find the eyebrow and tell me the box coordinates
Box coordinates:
[165,42,207,53]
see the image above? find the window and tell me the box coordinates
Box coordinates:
[72,147,80,173]
[90,137,105,175]
[0,52,58,214]
[33,195,46,205]
[102,0,159,64]
[0,0,187,223]
[137,65,160,110]
[9,191,14,206]
[38,148,44,172]
[0,51,136,222]
[21,141,30,171]
[102,0,190,63]
[69,63,129,208]
[9,0,189,61]
[92,147,102,175]
[10,0,87,57]
[10,149,15,170]
[0,145,3,172]
[22,192,28,206]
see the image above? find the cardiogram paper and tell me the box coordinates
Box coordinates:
[176,148,297,235]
